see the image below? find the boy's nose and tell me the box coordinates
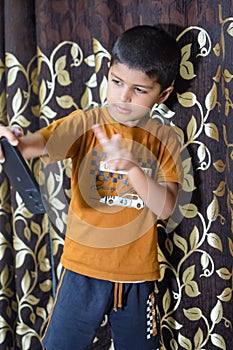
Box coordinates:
[121,89,132,103]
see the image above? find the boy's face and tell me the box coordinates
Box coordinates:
[106,62,173,126]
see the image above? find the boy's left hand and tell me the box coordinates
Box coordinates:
[92,124,135,172]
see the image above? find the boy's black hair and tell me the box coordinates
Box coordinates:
[110,25,180,91]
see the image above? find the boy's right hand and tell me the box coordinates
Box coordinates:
[0,125,23,163]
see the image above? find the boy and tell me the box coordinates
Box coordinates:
[0,25,183,349]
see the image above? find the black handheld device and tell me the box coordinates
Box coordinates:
[0,138,45,214]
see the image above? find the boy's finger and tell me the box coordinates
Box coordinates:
[92,124,110,146]
[9,125,23,138]
[0,127,19,146]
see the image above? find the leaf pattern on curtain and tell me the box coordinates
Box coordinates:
[0,1,233,349]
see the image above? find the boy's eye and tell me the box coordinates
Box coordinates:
[135,87,147,94]
[112,79,122,85]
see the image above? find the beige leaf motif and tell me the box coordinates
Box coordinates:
[187,115,197,141]
[217,287,232,302]
[55,55,66,73]
[7,66,19,87]
[213,65,221,83]
[210,300,223,324]
[204,122,219,141]
[81,86,93,110]
[177,92,197,108]
[210,334,226,350]
[30,221,41,236]
[24,227,31,241]
[213,181,225,197]
[13,114,30,128]
[0,178,9,202]
[0,323,7,344]
[207,195,219,222]
[39,79,46,105]
[22,334,33,350]
[162,288,171,313]
[70,43,83,66]
[0,265,9,287]
[182,173,195,193]
[39,258,51,272]
[179,203,198,218]
[15,251,28,269]
[5,52,20,68]
[178,333,192,350]
[185,281,200,297]
[223,69,233,83]
[180,60,196,80]
[200,252,210,270]
[207,233,223,251]
[198,30,207,49]
[216,267,232,280]
[0,58,5,82]
[0,91,6,116]
[31,105,40,117]
[39,279,52,293]
[194,327,204,349]
[158,263,166,281]
[213,159,226,173]
[21,270,31,295]
[227,22,233,37]
[86,72,97,88]
[165,237,173,255]
[36,306,47,320]
[12,88,22,114]
[189,225,199,250]
[180,44,196,80]
[27,295,40,305]
[229,237,233,257]
[197,143,206,163]
[99,76,108,104]
[213,43,221,57]
[93,39,110,73]
[205,82,217,111]
[93,38,110,56]
[183,307,202,321]
[57,69,71,86]
[56,95,74,109]
[95,52,107,74]
[38,245,46,262]
[170,338,178,350]
[173,232,188,253]
[41,105,57,119]
[47,172,56,196]
[182,265,195,284]
[166,316,183,330]
[84,54,95,67]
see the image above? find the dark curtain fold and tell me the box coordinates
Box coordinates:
[0,1,232,349]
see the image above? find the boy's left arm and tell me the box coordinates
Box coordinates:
[92,124,179,219]
[127,165,178,219]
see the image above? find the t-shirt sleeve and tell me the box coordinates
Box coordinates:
[37,110,87,163]
[156,126,184,186]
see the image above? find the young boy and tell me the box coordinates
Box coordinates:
[0,25,183,349]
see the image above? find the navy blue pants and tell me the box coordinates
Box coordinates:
[42,269,159,350]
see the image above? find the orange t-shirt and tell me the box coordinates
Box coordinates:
[38,106,183,281]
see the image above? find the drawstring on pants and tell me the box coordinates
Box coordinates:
[113,282,123,311]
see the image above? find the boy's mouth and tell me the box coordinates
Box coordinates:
[107,103,150,127]
[115,104,132,115]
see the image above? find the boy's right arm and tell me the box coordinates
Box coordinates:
[0,126,46,162]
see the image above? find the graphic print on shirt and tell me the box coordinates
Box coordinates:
[89,150,155,210]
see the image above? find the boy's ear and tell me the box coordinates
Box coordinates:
[158,86,174,104]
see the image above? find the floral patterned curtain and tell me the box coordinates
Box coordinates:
[0,1,232,349]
